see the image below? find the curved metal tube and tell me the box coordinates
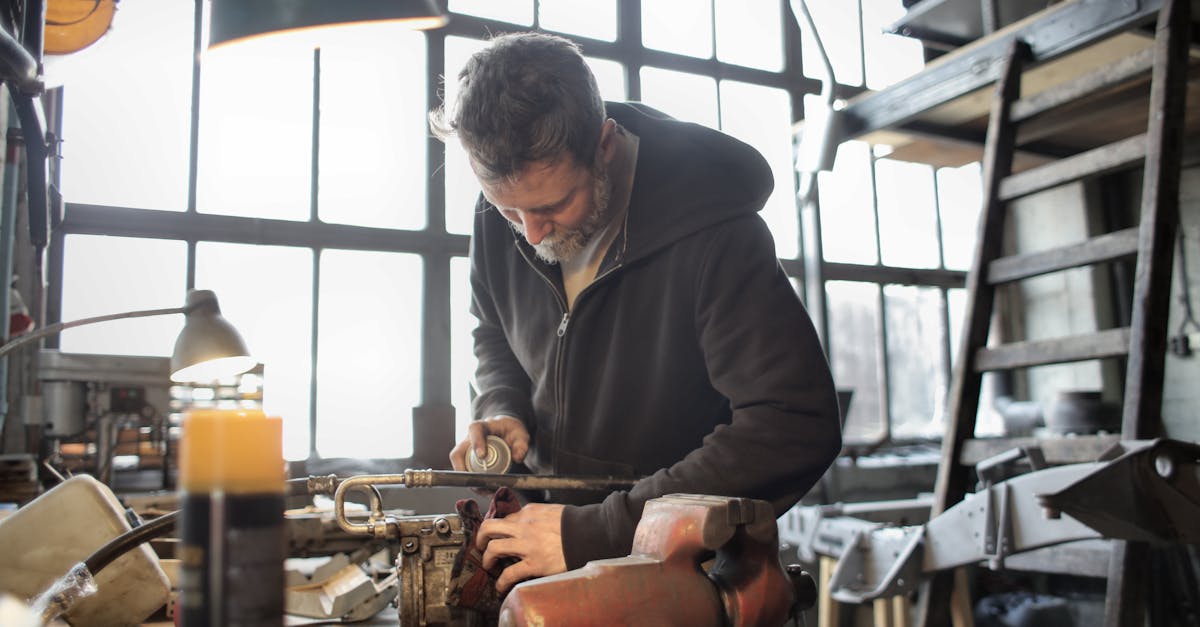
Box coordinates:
[0,306,184,360]
[0,26,39,93]
[333,474,409,536]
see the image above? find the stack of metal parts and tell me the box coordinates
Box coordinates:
[0,454,40,506]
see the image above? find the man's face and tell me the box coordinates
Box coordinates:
[477,156,612,264]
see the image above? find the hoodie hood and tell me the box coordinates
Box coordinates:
[606,101,775,266]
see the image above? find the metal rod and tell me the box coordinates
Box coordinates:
[332,470,640,536]
[0,306,184,360]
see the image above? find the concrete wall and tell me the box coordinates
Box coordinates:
[1010,167,1200,441]
[1161,166,1200,440]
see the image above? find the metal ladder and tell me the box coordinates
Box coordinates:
[914,0,1191,625]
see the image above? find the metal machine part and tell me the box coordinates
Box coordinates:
[286,549,400,622]
[327,470,640,625]
[394,514,482,626]
[331,470,638,539]
[498,494,806,627]
[36,350,172,486]
[285,507,407,558]
[781,496,933,564]
[1038,438,1200,542]
[801,438,1200,604]
[467,435,511,474]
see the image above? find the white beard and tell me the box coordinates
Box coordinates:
[513,165,613,264]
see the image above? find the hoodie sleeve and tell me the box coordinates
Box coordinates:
[469,199,536,426]
[559,214,842,568]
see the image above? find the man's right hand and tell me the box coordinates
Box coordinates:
[450,415,531,471]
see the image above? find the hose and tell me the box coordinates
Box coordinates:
[83,510,179,576]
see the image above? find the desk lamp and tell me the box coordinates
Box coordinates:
[0,289,254,382]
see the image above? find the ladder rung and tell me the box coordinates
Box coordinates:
[974,327,1131,372]
[999,134,1146,202]
[987,227,1140,285]
[1011,47,1155,124]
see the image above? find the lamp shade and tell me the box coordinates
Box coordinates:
[208,0,448,48]
[170,290,256,383]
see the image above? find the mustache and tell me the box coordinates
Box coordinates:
[512,166,612,265]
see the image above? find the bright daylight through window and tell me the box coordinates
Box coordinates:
[50,0,983,464]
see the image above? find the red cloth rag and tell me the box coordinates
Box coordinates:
[446,487,523,614]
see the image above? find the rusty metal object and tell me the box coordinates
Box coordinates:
[392,514,484,627]
[317,470,643,623]
[498,494,796,627]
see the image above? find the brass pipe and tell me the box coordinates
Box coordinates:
[332,470,639,537]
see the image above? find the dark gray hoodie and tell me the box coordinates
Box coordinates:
[468,102,842,569]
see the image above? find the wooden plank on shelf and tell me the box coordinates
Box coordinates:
[849,32,1160,169]
[1012,46,1156,123]
[837,0,1161,139]
[920,33,1157,130]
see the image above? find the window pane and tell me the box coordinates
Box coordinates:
[448,0,533,24]
[540,0,617,41]
[450,257,478,442]
[818,138,878,264]
[937,162,983,271]
[60,235,186,355]
[642,0,713,59]
[198,36,312,220]
[876,158,940,268]
[444,37,489,236]
[195,243,313,461]
[862,0,924,90]
[52,0,192,211]
[826,281,883,442]
[640,67,718,129]
[317,250,422,458]
[799,0,862,86]
[715,0,782,71]
[319,27,427,229]
[586,57,627,102]
[884,285,947,438]
[720,81,797,258]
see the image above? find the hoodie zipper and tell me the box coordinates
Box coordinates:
[515,247,629,474]
[546,262,622,471]
[515,242,570,471]
[514,208,630,473]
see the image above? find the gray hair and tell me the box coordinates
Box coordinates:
[429,32,606,183]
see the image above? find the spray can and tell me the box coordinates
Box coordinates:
[178,409,285,626]
[467,435,512,474]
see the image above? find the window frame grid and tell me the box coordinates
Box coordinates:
[44,0,968,470]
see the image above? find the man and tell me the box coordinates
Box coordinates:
[430,32,841,594]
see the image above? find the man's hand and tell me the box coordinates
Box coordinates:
[475,503,567,593]
[449,415,531,471]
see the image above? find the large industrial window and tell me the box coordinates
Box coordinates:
[45,0,981,468]
[800,1,986,445]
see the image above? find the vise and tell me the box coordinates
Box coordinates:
[328,473,814,625]
[499,494,814,627]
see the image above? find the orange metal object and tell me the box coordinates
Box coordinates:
[45,0,117,55]
[498,494,795,627]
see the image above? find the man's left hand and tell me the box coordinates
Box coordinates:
[475,503,567,593]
